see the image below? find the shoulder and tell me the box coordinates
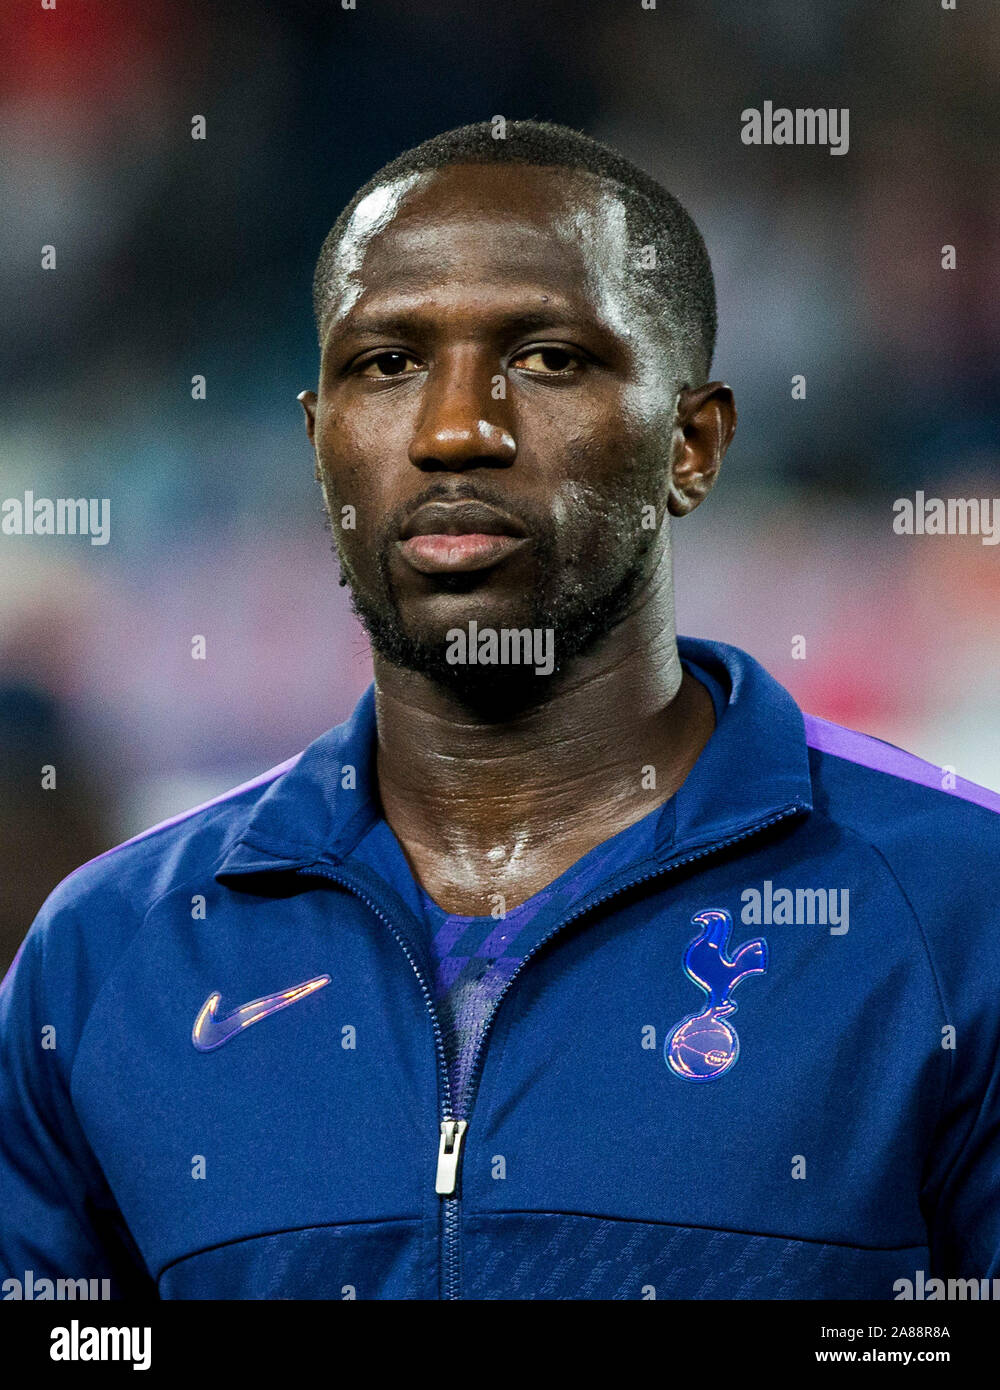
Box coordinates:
[803,713,1000,967]
[56,754,301,915]
[1,755,302,1031]
[805,712,1000,842]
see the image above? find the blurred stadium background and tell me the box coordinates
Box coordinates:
[2,0,998,971]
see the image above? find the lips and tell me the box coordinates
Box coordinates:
[398,500,529,574]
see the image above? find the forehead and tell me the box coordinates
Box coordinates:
[323,163,636,331]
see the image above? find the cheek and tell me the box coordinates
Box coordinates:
[316,414,390,539]
[548,381,660,478]
[547,419,667,565]
[550,479,598,542]
[548,479,627,573]
[552,412,658,514]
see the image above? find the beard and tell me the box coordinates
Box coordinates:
[332,475,661,713]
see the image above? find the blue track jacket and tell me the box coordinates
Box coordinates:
[2,637,999,1300]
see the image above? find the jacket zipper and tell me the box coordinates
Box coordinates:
[303,866,465,1298]
[305,800,805,1299]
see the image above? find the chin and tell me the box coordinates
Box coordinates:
[399,590,544,645]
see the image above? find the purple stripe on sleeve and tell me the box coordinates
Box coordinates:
[803,714,1000,814]
[60,754,303,884]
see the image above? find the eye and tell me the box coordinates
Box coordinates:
[511,346,583,375]
[358,351,422,378]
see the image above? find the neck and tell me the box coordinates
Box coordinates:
[371,553,717,912]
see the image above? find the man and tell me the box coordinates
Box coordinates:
[2,121,998,1301]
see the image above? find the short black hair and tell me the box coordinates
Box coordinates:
[312,119,717,383]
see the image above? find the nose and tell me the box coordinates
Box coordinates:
[408,351,516,472]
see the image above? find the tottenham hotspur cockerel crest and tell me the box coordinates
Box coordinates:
[666,909,768,1081]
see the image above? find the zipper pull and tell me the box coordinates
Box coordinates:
[435,1118,468,1196]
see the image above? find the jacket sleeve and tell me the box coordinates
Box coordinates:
[859,792,1000,1284]
[0,898,155,1299]
[924,1015,1000,1281]
[904,820,1000,1282]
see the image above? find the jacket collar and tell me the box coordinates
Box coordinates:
[215,636,813,883]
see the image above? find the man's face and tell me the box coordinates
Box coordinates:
[304,162,687,692]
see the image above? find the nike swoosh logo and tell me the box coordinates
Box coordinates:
[192,975,331,1052]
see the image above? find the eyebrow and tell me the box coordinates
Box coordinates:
[330,302,598,342]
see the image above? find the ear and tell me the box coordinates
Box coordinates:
[666,382,737,517]
[297,389,318,445]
